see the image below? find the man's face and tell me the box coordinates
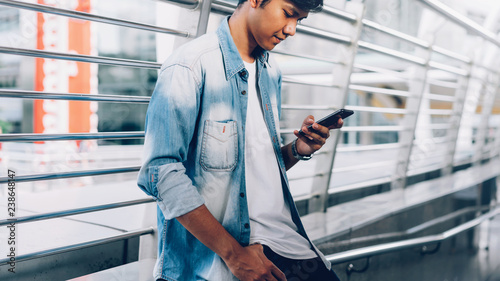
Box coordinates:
[247,0,309,51]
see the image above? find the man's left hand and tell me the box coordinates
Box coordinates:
[293,115,344,156]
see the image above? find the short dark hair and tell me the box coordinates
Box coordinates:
[237,0,323,13]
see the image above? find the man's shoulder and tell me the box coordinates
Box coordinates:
[162,32,220,70]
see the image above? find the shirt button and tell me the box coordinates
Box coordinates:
[241,90,247,95]
[240,192,245,198]
[244,223,250,229]
[241,70,247,77]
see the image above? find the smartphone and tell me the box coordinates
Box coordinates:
[299,109,354,136]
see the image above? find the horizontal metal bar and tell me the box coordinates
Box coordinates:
[328,176,392,195]
[336,143,401,152]
[0,0,190,37]
[426,79,459,89]
[341,126,406,132]
[0,227,155,266]
[271,50,341,64]
[0,46,161,69]
[157,0,199,8]
[282,76,338,88]
[321,5,358,23]
[431,45,471,64]
[0,166,140,184]
[281,125,405,135]
[0,132,145,142]
[211,0,242,15]
[418,0,500,48]
[413,136,448,145]
[0,198,155,227]
[297,25,352,45]
[421,123,450,130]
[0,89,151,103]
[358,41,427,65]
[362,19,430,48]
[423,92,456,102]
[211,1,235,15]
[345,105,408,115]
[349,84,412,98]
[288,171,328,182]
[420,109,453,115]
[429,61,468,76]
[333,160,395,173]
[327,207,500,264]
[282,105,337,110]
[353,63,409,81]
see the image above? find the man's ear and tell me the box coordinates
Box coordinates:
[249,0,260,9]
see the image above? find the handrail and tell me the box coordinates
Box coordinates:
[429,61,468,76]
[353,63,409,81]
[282,76,339,88]
[358,41,427,65]
[0,227,155,266]
[418,0,500,48]
[0,0,190,37]
[344,105,407,115]
[0,46,161,69]
[0,166,141,184]
[0,132,145,142]
[0,89,151,103]
[0,198,155,227]
[326,207,500,264]
[296,25,352,45]
[423,93,456,102]
[336,143,402,152]
[271,50,341,64]
[348,84,412,98]
[362,19,430,49]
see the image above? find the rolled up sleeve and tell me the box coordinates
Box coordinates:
[137,62,204,220]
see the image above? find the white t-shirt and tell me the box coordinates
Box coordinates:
[243,60,316,259]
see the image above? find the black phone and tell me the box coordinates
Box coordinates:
[299,109,354,136]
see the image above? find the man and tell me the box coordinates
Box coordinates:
[137,0,343,279]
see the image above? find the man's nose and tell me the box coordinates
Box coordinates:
[283,21,297,37]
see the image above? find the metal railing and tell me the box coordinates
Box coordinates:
[327,207,500,266]
[0,0,500,277]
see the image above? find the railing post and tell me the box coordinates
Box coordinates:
[390,57,430,189]
[472,72,500,165]
[441,64,471,176]
[308,2,365,213]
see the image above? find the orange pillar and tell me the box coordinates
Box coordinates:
[68,0,92,141]
[34,0,46,135]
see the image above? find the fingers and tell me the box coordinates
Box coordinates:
[271,264,287,281]
[297,123,329,145]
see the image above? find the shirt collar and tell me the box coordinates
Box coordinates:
[216,16,270,81]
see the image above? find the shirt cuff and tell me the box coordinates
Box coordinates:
[155,162,205,220]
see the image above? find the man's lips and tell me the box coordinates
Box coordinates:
[274,35,285,43]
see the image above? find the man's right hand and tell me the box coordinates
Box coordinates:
[224,244,286,281]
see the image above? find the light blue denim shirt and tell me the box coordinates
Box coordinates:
[137,17,330,281]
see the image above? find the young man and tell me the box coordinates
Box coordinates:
[137,0,343,279]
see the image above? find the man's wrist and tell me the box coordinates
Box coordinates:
[291,138,313,161]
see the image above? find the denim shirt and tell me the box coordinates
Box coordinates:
[137,17,330,281]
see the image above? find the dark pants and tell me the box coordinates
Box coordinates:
[263,245,341,281]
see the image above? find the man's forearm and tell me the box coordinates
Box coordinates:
[176,204,286,280]
[176,204,242,261]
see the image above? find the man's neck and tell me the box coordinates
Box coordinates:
[228,7,257,63]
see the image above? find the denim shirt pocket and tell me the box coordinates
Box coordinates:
[200,120,238,171]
